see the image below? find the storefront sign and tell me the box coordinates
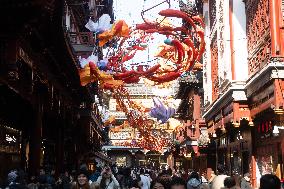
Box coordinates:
[0,124,21,154]
[110,131,131,140]
[256,121,273,139]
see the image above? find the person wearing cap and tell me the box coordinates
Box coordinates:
[71,169,90,189]
[94,166,119,189]
[240,173,252,189]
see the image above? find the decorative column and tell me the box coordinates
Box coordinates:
[229,0,235,80]
[269,0,282,56]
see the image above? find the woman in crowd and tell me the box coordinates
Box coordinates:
[71,169,90,189]
[95,166,120,189]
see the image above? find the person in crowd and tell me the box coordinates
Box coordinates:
[115,169,124,188]
[259,174,281,189]
[6,170,28,189]
[223,177,240,189]
[27,176,38,189]
[61,171,72,189]
[71,169,90,189]
[240,173,251,189]
[232,174,241,189]
[55,175,64,189]
[6,170,18,188]
[169,177,186,189]
[210,165,228,189]
[187,172,209,189]
[206,170,215,188]
[140,169,151,189]
[111,163,118,176]
[38,168,47,189]
[144,170,152,183]
[157,169,173,189]
[158,169,172,182]
[70,170,77,184]
[94,166,120,189]
[200,172,207,184]
[90,167,102,183]
[122,167,134,189]
[150,179,165,189]
[149,171,157,183]
[46,169,56,189]
[16,170,28,189]
[129,175,142,189]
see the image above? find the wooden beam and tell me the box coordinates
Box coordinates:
[274,79,284,109]
[250,97,275,117]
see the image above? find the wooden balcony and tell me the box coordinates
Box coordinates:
[68,32,95,52]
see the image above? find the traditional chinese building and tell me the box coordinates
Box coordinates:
[202,0,284,187]
[0,0,112,177]
[175,71,206,172]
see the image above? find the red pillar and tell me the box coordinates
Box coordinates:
[251,156,257,188]
[229,0,236,80]
[269,0,282,56]
[193,91,201,121]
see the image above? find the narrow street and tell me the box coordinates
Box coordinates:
[0,0,284,189]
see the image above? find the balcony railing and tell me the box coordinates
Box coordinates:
[68,32,95,45]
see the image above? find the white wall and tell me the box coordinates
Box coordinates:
[223,0,233,82]
[203,3,213,104]
[217,0,233,85]
[233,0,248,81]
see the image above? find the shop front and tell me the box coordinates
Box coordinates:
[253,116,284,181]
[0,121,22,179]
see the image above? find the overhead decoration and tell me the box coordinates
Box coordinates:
[149,97,175,123]
[85,14,112,33]
[78,2,205,151]
[98,20,130,47]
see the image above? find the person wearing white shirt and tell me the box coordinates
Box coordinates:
[140,169,150,189]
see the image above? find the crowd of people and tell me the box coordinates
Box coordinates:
[2,164,283,189]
